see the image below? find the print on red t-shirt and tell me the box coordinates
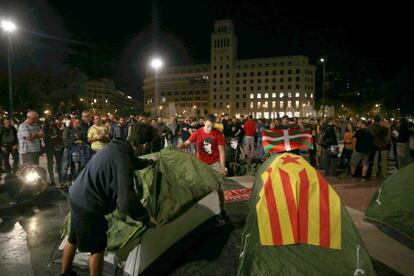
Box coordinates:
[188,128,225,165]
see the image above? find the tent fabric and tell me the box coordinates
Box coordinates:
[237,153,375,276]
[364,162,414,241]
[61,149,222,251]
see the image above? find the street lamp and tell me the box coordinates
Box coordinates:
[1,19,17,119]
[226,104,231,117]
[193,105,197,117]
[150,57,163,117]
[320,57,326,118]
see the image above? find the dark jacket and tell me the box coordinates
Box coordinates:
[43,124,64,150]
[0,126,18,146]
[63,126,87,147]
[68,138,153,221]
[320,125,338,147]
[110,124,129,140]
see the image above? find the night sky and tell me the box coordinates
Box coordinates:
[0,0,412,99]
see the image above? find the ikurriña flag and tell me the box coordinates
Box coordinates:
[256,153,341,249]
[262,128,313,153]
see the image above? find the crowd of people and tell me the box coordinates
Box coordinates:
[1,110,413,186]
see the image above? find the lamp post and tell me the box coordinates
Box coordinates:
[226,104,230,117]
[150,58,163,117]
[1,20,17,119]
[320,57,326,118]
[193,105,197,117]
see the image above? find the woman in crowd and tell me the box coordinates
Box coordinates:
[339,122,355,172]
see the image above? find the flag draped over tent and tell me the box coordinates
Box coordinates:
[237,153,375,276]
[262,128,313,153]
[256,154,341,249]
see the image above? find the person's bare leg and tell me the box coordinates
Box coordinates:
[62,241,77,274]
[89,251,104,276]
[350,166,356,176]
[362,165,369,178]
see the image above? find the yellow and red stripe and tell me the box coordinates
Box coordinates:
[256,153,341,249]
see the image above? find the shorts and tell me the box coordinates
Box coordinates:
[350,152,370,167]
[68,203,108,253]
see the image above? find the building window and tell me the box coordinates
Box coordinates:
[310,93,314,98]
[250,93,254,99]
[219,95,223,99]
[280,70,284,75]
[272,101,276,108]
[250,72,254,76]
[258,72,261,76]
[257,79,261,83]
[288,77,292,82]
[250,102,254,109]
[257,93,262,99]
[296,77,300,81]
[296,85,300,89]
[280,78,284,82]
[305,93,308,98]
[287,100,292,107]
[226,87,229,91]
[288,69,292,74]
[236,73,240,77]
[264,93,269,98]
[265,86,268,90]
[236,87,240,91]
[280,101,284,108]
[243,94,247,99]
[257,101,261,108]
[236,94,239,99]
[288,92,292,98]
[226,95,229,99]
[243,102,247,108]
[295,100,299,108]
[243,87,247,91]
[280,85,284,89]
[280,92,284,98]
[236,102,239,108]
[226,73,230,77]
[296,69,300,74]
[288,85,292,89]
[214,95,216,99]
[243,72,247,77]
[213,103,216,108]
[258,86,261,91]
[250,79,254,84]
[265,79,268,83]
[295,92,300,97]
[226,81,230,85]
[243,80,247,84]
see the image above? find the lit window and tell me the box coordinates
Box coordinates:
[288,92,292,98]
[264,93,269,98]
[272,101,276,108]
[305,93,307,98]
[250,94,254,99]
[250,102,254,109]
[280,92,284,98]
[263,101,268,108]
[272,93,276,98]
[257,93,262,99]
[257,101,261,108]
[310,93,314,98]
[288,101,292,107]
[295,92,300,97]
[295,100,299,108]
[280,101,284,108]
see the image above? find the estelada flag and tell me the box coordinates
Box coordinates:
[262,128,313,153]
[256,153,341,249]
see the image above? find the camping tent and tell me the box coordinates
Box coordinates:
[58,149,222,275]
[237,153,375,276]
[364,162,414,242]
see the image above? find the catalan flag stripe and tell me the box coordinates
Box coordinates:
[298,169,310,244]
[279,168,299,243]
[318,172,331,248]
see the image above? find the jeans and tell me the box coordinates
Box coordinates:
[244,136,255,159]
[257,139,264,158]
[45,148,63,183]
[1,145,19,172]
[371,149,388,177]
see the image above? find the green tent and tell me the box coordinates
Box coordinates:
[61,149,222,253]
[364,162,414,242]
[237,154,375,276]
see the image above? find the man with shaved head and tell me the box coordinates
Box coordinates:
[17,111,45,165]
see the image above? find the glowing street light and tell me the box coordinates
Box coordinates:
[1,19,17,118]
[320,57,327,118]
[226,104,231,116]
[1,20,17,33]
[149,57,163,117]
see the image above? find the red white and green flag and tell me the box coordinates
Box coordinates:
[262,128,313,153]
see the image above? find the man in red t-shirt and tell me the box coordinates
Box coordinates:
[243,115,257,159]
[178,114,227,217]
